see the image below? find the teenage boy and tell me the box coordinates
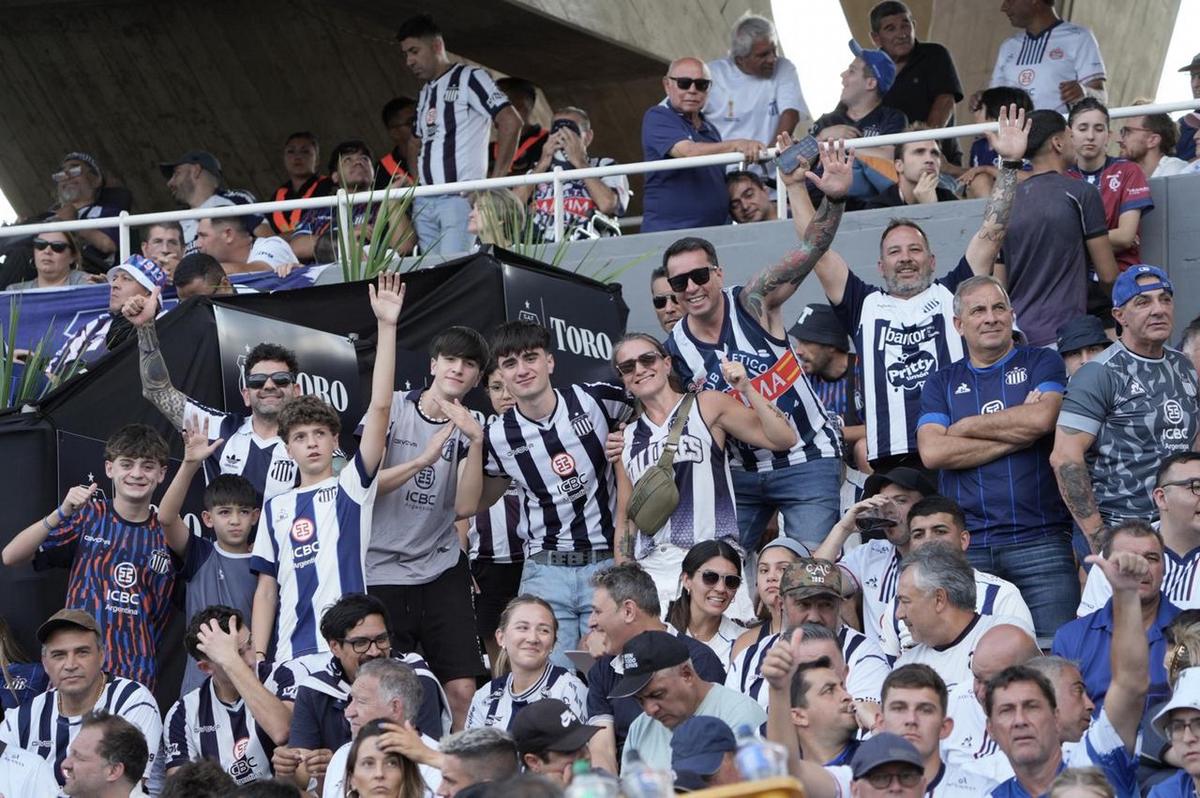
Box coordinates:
[367,326,490,730]
[475,320,633,668]
[2,424,176,690]
[250,273,402,663]
[158,417,262,694]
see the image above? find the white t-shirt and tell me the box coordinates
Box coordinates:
[837,539,900,649]
[1152,156,1192,178]
[989,21,1105,113]
[183,194,236,249]
[0,743,59,796]
[895,615,1017,689]
[704,56,808,146]
[322,734,440,798]
[247,236,298,269]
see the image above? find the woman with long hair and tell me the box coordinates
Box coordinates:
[465,595,586,730]
[665,540,748,666]
[612,333,797,613]
[344,718,428,798]
[10,231,93,290]
[0,614,46,717]
[467,189,527,249]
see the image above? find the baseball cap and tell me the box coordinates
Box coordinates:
[760,537,812,559]
[780,557,844,600]
[789,304,850,352]
[510,699,600,757]
[1178,53,1200,73]
[609,631,690,699]
[1154,667,1200,736]
[849,732,924,780]
[671,716,736,777]
[108,254,169,295]
[61,151,103,180]
[1056,315,1111,356]
[849,40,897,95]
[37,609,101,643]
[862,466,937,500]
[159,150,223,180]
[1112,264,1173,309]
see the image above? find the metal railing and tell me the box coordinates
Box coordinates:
[1,99,1196,262]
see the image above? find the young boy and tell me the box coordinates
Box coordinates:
[250,273,402,663]
[1,424,175,690]
[158,418,261,694]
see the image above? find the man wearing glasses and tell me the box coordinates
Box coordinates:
[649,266,683,333]
[641,57,766,233]
[45,151,124,268]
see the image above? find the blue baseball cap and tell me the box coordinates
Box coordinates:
[1112,264,1173,308]
[671,716,736,778]
[849,40,897,95]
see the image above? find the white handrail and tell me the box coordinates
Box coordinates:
[0,99,1196,262]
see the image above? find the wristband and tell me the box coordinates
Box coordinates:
[43,515,55,532]
[1000,159,1024,170]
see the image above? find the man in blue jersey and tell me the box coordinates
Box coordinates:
[916,275,1076,636]
[663,141,852,549]
[789,105,1030,473]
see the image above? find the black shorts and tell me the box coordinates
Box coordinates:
[368,552,487,683]
[470,558,526,643]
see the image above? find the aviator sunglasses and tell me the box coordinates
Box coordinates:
[667,76,712,91]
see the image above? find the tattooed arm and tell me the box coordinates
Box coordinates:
[123,288,188,428]
[1049,425,1104,550]
[964,104,1031,273]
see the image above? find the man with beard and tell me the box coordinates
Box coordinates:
[159,150,235,252]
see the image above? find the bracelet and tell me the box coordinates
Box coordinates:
[42,515,55,531]
[1000,159,1024,170]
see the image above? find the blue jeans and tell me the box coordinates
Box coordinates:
[413,194,473,256]
[966,532,1079,640]
[732,457,842,551]
[519,556,613,670]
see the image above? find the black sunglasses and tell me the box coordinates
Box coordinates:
[668,76,712,91]
[615,352,662,376]
[667,266,713,293]
[245,371,296,389]
[700,570,742,590]
[652,294,679,310]
[33,238,71,253]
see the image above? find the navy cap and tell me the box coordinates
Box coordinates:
[849,40,897,95]
[849,732,924,780]
[1056,315,1111,355]
[159,150,223,180]
[1112,264,1173,308]
[609,631,690,699]
[671,716,736,777]
[863,467,937,500]
[789,304,850,351]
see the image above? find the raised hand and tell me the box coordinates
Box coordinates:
[62,482,99,516]
[182,415,223,464]
[378,721,441,766]
[761,627,804,691]
[806,140,855,201]
[440,398,484,445]
[992,104,1032,163]
[840,493,893,528]
[1085,550,1150,594]
[775,133,811,186]
[718,352,749,394]
[417,421,456,468]
[369,272,406,326]
[122,286,160,327]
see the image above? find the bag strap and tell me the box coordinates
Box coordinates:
[655,393,696,470]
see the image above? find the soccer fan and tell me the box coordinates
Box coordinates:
[957,87,1034,199]
[871,1,965,167]
[664,543,753,667]
[988,0,1106,113]
[641,57,765,233]
[60,711,150,798]
[7,231,92,290]
[129,292,302,502]
[0,734,57,796]
[863,129,958,208]
[1056,315,1111,379]
[376,98,418,189]
[792,105,1028,470]
[492,77,547,176]
[249,274,399,662]
[811,42,906,154]
[465,596,586,730]
[1000,109,1117,347]
[788,304,858,440]
[267,132,335,238]
[172,252,235,300]
[1149,666,1200,798]
[1178,52,1200,162]
[163,607,293,785]
[397,13,521,255]
[194,215,299,275]
[1119,109,1193,178]
[670,716,742,790]
[514,106,630,243]
[160,760,236,797]
[140,222,185,278]
[2,424,174,690]
[1051,265,1199,549]
[510,698,600,787]
[727,170,777,223]
[662,143,849,550]
[367,325,490,730]
[0,610,161,788]
[436,727,519,797]
[160,150,234,250]
[649,266,683,333]
[767,642,861,768]
[41,151,123,269]
[916,275,1075,634]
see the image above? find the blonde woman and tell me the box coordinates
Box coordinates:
[467,189,527,248]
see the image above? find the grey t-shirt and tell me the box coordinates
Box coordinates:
[1001,171,1108,346]
[367,390,467,586]
[1058,341,1199,522]
[179,535,257,694]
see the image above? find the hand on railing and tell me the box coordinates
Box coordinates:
[728,139,767,162]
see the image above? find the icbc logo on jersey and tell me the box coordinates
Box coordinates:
[228,737,259,783]
[1018,69,1035,86]
[291,518,315,543]
[552,452,576,478]
[106,562,141,610]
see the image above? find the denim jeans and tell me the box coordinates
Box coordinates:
[413,194,473,256]
[732,457,842,551]
[519,556,613,670]
[966,532,1080,640]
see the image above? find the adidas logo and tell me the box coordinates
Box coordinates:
[954,383,971,394]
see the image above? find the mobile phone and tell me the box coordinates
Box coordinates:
[778,136,820,174]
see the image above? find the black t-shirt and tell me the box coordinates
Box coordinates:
[862,183,959,209]
[812,104,908,139]
[883,41,965,165]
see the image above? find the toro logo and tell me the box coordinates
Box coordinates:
[549,316,613,360]
[981,399,1005,414]
[291,518,315,543]
[552,452,577,477]
[886,351,937,392]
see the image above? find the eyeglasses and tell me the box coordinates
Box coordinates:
[245,371,296,389]
[33,239,72,253]
[1161,479,1200,497]
[652,294,679,310]
[615,352,662,376]
[700,570,742,590]
[666,266,713,293]
[51,165,85,182]
[1119,126,1151,137]
[864,770,923,789]
[341,633,392,654]
[1167,717,1200,740]
[667,76,712,92]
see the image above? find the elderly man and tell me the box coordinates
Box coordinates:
[194,215,298,275]
[43,151,123,269]
[917,275,1075,635]
[727,170,777,223]
[864,130,958,208]
[160,150,234,251]
[435,727,519,798]
[649,266,683,333]
[641,57,766,232]
[139,222,184,278]
[612,631,765,770]
[510,699,600,787]
[60,712,149,798]
[1056,315,1111,379]
[1051,265,1200,551]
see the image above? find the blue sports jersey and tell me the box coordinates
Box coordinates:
[0,664,47,713]
[918,347,1070,547]
[185,401,297,502]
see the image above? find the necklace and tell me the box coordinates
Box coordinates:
[57,675,105,717]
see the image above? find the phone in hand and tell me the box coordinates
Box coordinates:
[778,135,821,175]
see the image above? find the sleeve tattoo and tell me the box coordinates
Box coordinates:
[740,197,845,319]
[137,324,188,428]
[1056,461,1099,526]
[976,165,1018,245]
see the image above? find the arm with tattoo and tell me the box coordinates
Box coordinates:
[137,323,188,429]
[964,103,1031,274]
[1049,426,1104,550]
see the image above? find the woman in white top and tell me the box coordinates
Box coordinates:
[465,595,586,730]
[665,540,748,667]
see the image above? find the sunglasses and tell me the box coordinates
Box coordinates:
[652,294,679,310]
[700,570,742,590]
[51,165,85,182]
[668,76,712,91]
[33,239,72,253]
[615,351,662,376]
[245,371,296,389]
[666,266,713,293]
[865,771,922,789]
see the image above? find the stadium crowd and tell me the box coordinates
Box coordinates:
[2,2,1200,797]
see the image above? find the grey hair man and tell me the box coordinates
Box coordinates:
[436,727,519,797]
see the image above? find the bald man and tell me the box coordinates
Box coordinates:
[642,56,768,232]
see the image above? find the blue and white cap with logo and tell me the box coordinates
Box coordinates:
[849,40,897,95]
[1112,264,1173,308]
[108,254,169,295]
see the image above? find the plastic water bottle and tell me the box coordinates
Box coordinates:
[565,759,620,798]
[734,724,788,780]
[621,750,674,798]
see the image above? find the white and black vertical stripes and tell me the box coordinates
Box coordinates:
[470,491,525,564]
[416,64,512,185]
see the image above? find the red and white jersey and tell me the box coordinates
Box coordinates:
[1067,157,1153,270]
